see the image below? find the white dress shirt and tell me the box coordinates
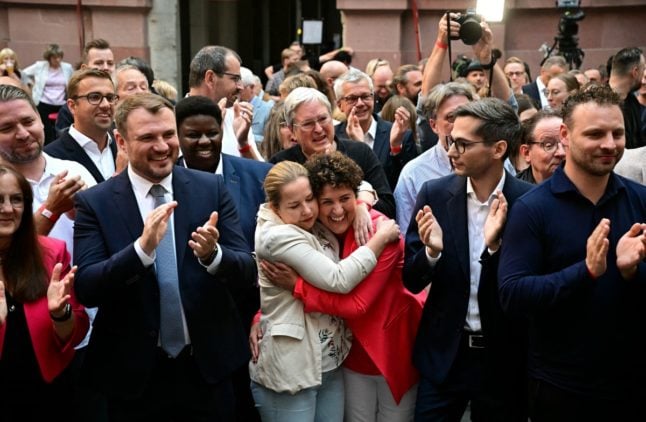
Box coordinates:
[127,166,224,346]
[68,125,115,180]
[363,117,378,149]
[464,171,506,332]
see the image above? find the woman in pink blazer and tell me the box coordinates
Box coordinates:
[0,165,89,421]
[260,152,427,421]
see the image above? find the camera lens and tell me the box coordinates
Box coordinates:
[459,17,482,45]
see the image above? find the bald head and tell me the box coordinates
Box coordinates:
[372,65,394,102]
[320,60,349,89]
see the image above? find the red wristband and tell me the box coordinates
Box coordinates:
[390,145,402,154]
[238,143,251,153]
[435,41,448,50]
[37,204,60,223]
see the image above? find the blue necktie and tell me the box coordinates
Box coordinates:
[149,184,185,357]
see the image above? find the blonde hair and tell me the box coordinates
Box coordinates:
[264,161,309,208]
[279,73,317,98]
[0,48,19,69]
[152,79,178,102]
[365,58,390,77]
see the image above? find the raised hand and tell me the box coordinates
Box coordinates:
[0,280,7,325]
[416,205,443,258]
[586,218,610,278]
[139,201,177,256]
[374,217,400,244]
[438,12,461,44]
[46,170,86,215]
[484,190,508,252]
[345,107,364,141]
[189,211,220,263]
[389,106,410,150]
[47,263,76,316]
[233,100,254,145]
[616,222,646,280]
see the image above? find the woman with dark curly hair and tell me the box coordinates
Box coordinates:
[258,152,426,421]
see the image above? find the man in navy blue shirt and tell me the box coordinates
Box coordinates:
[499,85,646,421]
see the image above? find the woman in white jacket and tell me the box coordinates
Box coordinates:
[22,44,73,143]
[250,160,399,422]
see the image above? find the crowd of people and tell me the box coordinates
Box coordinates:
[0,10,645,422]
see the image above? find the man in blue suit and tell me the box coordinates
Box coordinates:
[403,98,532,420]
[333,68,418,190]
[74,93,256,420]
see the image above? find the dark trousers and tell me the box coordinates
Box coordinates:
[414,334,525,422]
[36,101,62,144]
[528,377,637,422]
[108,346,236,422]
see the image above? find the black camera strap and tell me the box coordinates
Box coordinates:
[446,12,454,81]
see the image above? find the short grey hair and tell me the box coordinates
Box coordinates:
[0,85,37,113]
[422,81,474,119]
[188,45,241,88]
[113,64,144,88]
[283,87,331,127]
[453,97,521,159]
[333,68,373,101]
[541,55,568,71]
[240,67,255,87]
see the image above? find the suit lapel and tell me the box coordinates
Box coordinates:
[171,168,191,274]
[112,171,144,240]
[446,176,470,281]
[222,155,241,211]
[373,116,390,162]
[63,132,105,182]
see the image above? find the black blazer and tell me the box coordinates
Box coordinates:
[73,166,256,399]
[270,138,396,218]
[521,80,541,107]
[403,173,532,391]
[335,114,418,190]
[45,129,117,183]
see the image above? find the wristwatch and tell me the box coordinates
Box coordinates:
[50,303,72,322]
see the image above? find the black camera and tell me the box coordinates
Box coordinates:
[451,9,483,45]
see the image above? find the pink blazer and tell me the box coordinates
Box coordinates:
[0,236,89,383]
[293,210,427,403]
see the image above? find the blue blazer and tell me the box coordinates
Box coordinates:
[335,114,418,190]
[45,129,117,183]
[73,166,256,399]
[403,173,532,392]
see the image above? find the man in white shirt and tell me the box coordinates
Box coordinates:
[403,98,532,421]
[45,68,118,182]
[187,45,263,161]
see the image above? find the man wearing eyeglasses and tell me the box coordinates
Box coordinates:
[404,98,532,420]
[188,45,263,161]
[45,68,118,183]
[333,68,418,190]
[516,110,565,184]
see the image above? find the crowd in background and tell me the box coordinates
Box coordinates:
[0,10,646,422]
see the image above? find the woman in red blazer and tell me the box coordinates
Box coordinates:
[0,165,89,421]
[260,152,427,421]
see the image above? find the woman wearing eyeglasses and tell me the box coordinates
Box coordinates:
[0,165,89,421]
[250,160,400,421]
[22,44,74,144]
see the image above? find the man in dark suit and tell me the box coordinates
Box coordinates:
[522,56,567,109]
[46,68,118,182]
[333,68,418,190]
[175,95,271,421]
[74,93,255,420]
[403,98,532,420]
[271,87,396,219]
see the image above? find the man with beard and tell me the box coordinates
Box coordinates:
[499,85,646,420]
[392,64,423,105]
[188,45,263,161]
[0,85,94,241]
[609,47,645,148]
[73,93,255,420]
[45,69,118,183]
[516,110,566,184]
[333,68,417,189]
